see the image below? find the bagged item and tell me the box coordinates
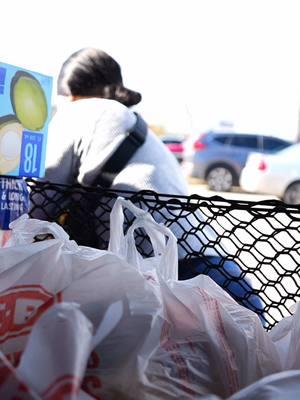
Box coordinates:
[269,303,300,371]
[0,302,95,400]
[1,211,164,400]
[17,303,93,399]
[0,198,290,399]
[142,276,281,399]
[0,214,105,361]
[106,198,281,399]
[0,216,73,360]
[228,370,300,400]
[62,261,163,400]
[0,300,134,400]
[63,200,169,399]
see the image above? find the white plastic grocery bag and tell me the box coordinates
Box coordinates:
[2,211,164,399]
[0,198,287,400]
[228,370,300,400]
[144,275,282,398]
[107,198,282,399]
[62,200,169,399]
[62,256,163,400]
[0,215,81,362]
[108,196,178,281]
[17,302,93,399]
[0,303,93,400]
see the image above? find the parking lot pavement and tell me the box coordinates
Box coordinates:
[187,178,279,202]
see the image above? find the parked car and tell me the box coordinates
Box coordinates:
[183,131,292,191]
[161,135,184,163]
[240,142,300,204]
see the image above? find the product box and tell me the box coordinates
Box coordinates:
[0,176,29,238]
[0,62,52,178]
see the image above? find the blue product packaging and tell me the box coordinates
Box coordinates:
[0,177,29,230]
[0,62,52,178]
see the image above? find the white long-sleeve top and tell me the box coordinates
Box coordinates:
[46,98,189,195]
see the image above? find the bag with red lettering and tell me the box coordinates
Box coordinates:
[0,216,79,365]
[0,302,94,400]
[0,199,282,399]
[0,300,126,400]
[0,212,164,399]
[107,198,281,399]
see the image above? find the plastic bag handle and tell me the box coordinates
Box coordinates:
[126,217,178,281]
[8,214,78,250]
[108,197,178,281]
[108,197,151,255]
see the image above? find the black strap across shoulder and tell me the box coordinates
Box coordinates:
[92,113,148,188]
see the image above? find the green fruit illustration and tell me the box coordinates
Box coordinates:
[0,115,23,174]
[11,71,48,131]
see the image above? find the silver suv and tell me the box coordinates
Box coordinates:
[184,131,292,192]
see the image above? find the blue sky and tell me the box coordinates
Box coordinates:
[2,0,300,140]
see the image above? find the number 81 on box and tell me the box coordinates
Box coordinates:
[19,132,43,177]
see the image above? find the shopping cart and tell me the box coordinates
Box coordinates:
[27,178,300,330]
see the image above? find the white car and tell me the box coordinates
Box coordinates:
[240,142,300,204]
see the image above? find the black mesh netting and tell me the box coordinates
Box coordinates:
[26,178,300,331]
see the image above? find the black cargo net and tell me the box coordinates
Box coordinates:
[26,178,300,331]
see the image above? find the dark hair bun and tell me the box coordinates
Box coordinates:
[103,84,142,107]
[57,48,142,107]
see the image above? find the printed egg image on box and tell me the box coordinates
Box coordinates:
[0,115,22,174]
[0,63,52,177]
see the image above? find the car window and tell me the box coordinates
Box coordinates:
[230,135,258,149]
[213,135,229,145]
[262,137,291,151]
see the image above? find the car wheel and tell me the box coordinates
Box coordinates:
[206,166,234,192]
[283,182,300,205]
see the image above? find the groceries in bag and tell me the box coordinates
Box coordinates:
[0,197,299,399]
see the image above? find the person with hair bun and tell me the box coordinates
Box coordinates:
[45,47,188,195]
